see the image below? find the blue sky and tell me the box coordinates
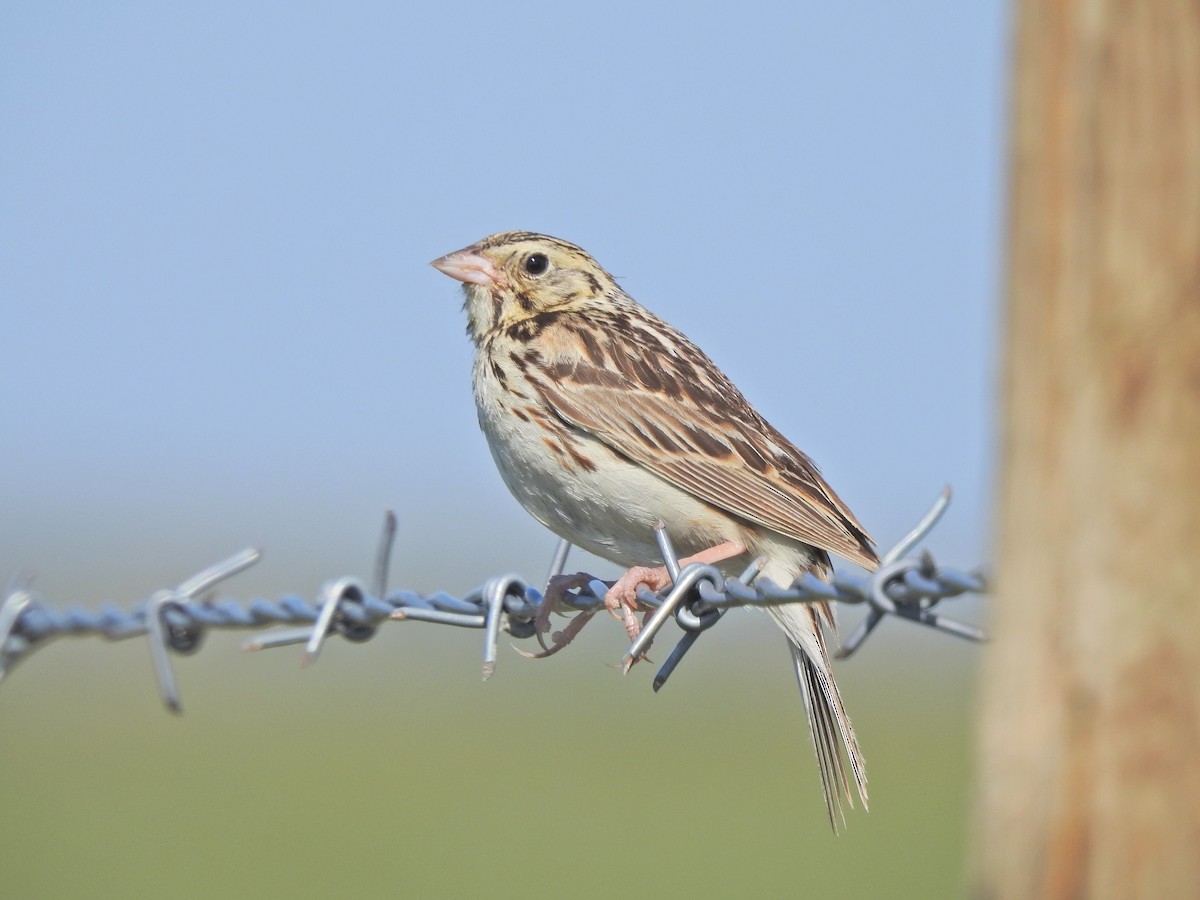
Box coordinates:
[0,8,1011,888]
[2,1,1007,626]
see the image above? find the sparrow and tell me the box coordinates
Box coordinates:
[431,231,876,828]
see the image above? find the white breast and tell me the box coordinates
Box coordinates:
[472,352,735,568]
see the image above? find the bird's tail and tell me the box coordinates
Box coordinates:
[766,601,868,831]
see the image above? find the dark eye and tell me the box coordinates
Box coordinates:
[523,253,549,276]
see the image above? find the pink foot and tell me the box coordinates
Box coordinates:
[518,572,598,658]
[603,566,672,642]
[523,541,749,666]
[603,539,748,668]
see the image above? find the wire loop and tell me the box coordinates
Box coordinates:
[0,489,984,710]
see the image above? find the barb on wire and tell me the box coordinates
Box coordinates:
[0,487,986,712]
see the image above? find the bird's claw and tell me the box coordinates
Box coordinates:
[604,564,672,669]
[520,567,671,666]
[518,572,597,658]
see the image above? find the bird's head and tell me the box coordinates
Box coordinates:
[431,231,617,343]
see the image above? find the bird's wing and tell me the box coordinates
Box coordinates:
[533,350,878,571]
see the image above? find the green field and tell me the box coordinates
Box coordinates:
[0,614,977,898]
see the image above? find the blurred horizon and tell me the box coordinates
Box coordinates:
[1,1,1006,896]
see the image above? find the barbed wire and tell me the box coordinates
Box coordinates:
[0,488,985,712]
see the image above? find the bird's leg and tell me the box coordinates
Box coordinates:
[680,540,750,568]
[604,540,748,643]
[603,566,670,642]
[518,572,598,659]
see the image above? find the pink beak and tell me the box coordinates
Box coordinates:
[430,247,504,287]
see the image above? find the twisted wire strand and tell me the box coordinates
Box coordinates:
[0,489,985,711]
